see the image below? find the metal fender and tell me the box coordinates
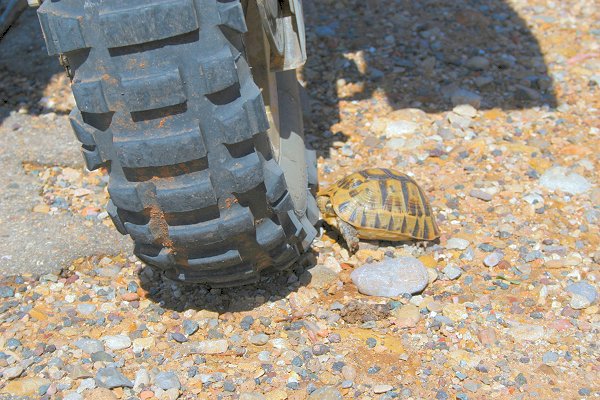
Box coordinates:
[256,0,307,71]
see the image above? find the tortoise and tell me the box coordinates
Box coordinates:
[317,168,440,251]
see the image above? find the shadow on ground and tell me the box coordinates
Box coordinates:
[138,251,318,313]
[0,8,66,122]
[302,0,557,157]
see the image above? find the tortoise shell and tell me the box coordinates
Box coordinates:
[320,168,440,241]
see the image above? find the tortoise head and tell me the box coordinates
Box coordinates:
[317,195,336,218]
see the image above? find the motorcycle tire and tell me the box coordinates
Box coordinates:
[36,0,318,287]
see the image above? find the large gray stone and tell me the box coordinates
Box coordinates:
[95,367,133,389]
[351,257,429,297]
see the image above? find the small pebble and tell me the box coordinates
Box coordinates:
[465,56,490,70]
[170,332,188,343]
[240,316,255,331]
[374,384,393,394]
[515,373,527,387]
[542,351,559,364]
[446,238,470,250]
[102,335,131,351]
[443,265,463,280]
[75,339,104,354]
[469,189,493,201]
[249,333,269,346]
[0,286,15,298]
[154,371,181,390]
[312,344,329,355]
[308,386,342,399]
[579,388,591,396]
[328,333,341,343]
[91,351,114,363]
[436,390,449,400]
[483,252,503,267]
[3,365,24,379]
[182,320,199,336]
[193,340,228,354]
[565,281,597,304]
[95,367,133,388]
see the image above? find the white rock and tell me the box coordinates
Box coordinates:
[373,384,393,394]
[76,303,96,315]
[76,378,96,393]
[102,335,132,351]
[304,264,338,290]
[385,120,419,138]
[132,337,155,353]
[443,265,463,280]
[448,112,472,129]
[452,104,477,118]
[392,304,420,328]
[3,365,24,379]
[324,256,342,273]
[133,368,150,390]
[540,166,592,194]
[270,338,289,350]
[240,392,267,400]
[351,257,429,297]
[446,238,470,250]
[570,294,592,310]
[507,323,545,341]
[74,338,104,354]
[386,138,406,150]
[483,252,503,267]
[192,339,228,354]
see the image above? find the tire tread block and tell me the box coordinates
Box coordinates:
[168,205,254,246]
[187,249,242,269]
[121,68,187,112]
[199,47,238,94]
[154,170,216,213]
[115,126,207,168]
[214,92,270,144]
[216,2,247,33]
[72,79,110,113]
[262,159,287,204]
[81,146,104,171]
[69,110,96,146]
[227,152,263,192]
[37,2,87,55]
[99,0,199,48]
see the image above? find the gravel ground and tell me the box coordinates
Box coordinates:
[1,0,599,399]
[0,9,130,276]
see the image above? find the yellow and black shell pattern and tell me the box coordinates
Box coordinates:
[323,168,440,241]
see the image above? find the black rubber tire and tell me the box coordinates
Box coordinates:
[37,0,317,287]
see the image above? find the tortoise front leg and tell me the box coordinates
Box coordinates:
[338,218,360,253]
